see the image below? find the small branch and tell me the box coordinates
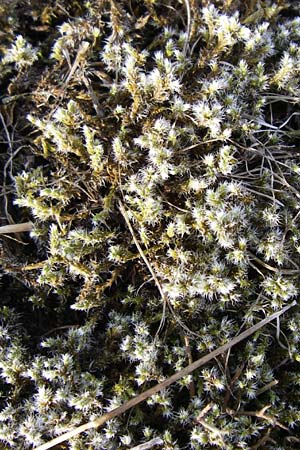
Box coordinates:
[118,200,167,335]
[196,418,228,437]
[118,200,201,339]
[227,404,289,432]
[251,429,275,450]
[34,301,296,450]
[284,436,300,445]
[183,334,196,397]
[42,325,80,338]
[196,403,228,437]
[196,402,213,420]
[63,41,90,88]
[183,0,191,57]
[129,437,163,450]
[223,363,245,409]
[118,200,164,299]
[0,222,33,234]
[248,250,300,275]
[82,74,105,118]
[196,403,228,438]
[21,261,46,271]
[256,379,278,396]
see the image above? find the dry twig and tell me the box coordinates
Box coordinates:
[129,437,163,450]
[183,334,196,397]
[0,222,33,234]
[118,199,167,336]
[250,429,275,449]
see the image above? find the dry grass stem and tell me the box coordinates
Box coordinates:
[0,221,33,234]
[129,437,164,450]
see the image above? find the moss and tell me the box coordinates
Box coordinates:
[1,0,300,448]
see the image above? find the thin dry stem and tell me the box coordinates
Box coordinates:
[248,250,300,275]
[223,362,245,409]
[196,418,228,437]
[256,379,278,396]
[183,0,191,57]
[0,222,33,234]
[118,200,200,339]
[129,437,164,450]
[250,429,275,449]
[118,199,167,336]
[227,404,290,432]
[183,334,196,397]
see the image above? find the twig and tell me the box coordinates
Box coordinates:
[47,42,90,119]
[196,402,213,420]
[129,437,163,450]
[34,301,296,450]
[118,200,200,339]
[250,429,275,449]
[183,0,191,57]
[196,418,228,437]
[223,362,245,409]
[63,42,90,88]
[183,334,196,397]
[118,200,167,336]
[227,404,289,431]
[195,402,228,437]
[82,74,105,118]
[118,200,164,298]
[21,261,46,271]
[284,436,300,445]
[41,325,80,338]
[256,379,278,396]
[0,112,15,223]
[248,250,300,275]
[0,222,33,234]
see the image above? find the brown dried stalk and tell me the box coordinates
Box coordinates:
[227,404,289,432]
[250,429,275,450]
[183,334,196,397]
[196,403,228,438]
[118,199,167,336]
[129,437,163,450]
[0,221,33,234]
[34,301,296,450]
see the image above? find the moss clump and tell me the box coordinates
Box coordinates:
[1,0,300,449]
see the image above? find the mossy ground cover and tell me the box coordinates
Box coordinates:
[1,1,300,449]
